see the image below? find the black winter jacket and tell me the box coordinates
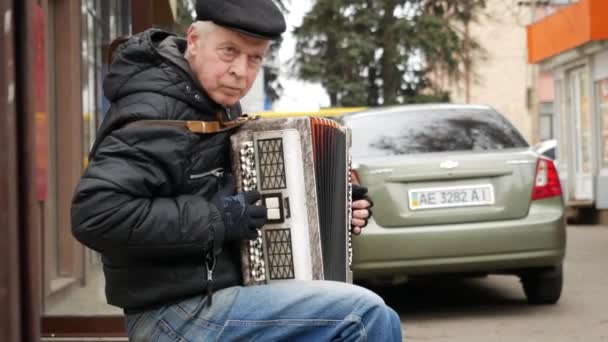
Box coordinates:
[71,29,243,312]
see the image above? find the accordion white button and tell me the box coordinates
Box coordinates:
[265,197,280,209]
[267,208,282,220]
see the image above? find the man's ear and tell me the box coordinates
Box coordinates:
[187,24,199,56]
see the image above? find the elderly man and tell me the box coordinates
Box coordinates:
[71,0,402,340]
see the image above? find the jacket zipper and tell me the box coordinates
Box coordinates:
[198,167,224,306]
[190,168,224,180]
[205,248,216,306]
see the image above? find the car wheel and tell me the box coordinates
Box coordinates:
[520,264,563,305]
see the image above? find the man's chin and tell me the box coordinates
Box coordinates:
[211,94,240,107]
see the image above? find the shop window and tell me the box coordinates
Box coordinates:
[539,102,554,141]
[82,0,132,160]
[556,79,568,173]
[81,0,103,163]
[599,78,608,167]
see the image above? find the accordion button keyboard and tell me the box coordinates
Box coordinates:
[267,208,282,220]
[265,197,280,208]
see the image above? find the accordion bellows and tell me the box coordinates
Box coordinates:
[230,117,353,285]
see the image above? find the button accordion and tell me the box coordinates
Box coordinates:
[230,117,353,285]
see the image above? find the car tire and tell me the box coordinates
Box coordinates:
[520,264,563,305]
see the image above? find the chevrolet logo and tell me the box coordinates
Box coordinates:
[440,160,459,169]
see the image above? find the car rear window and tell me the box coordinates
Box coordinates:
[342,108,529,157]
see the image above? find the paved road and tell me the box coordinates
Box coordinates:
[367,226,608,342]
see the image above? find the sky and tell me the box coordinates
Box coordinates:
[273,0,331,111]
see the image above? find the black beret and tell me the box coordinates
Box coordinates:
[196,0,286,40]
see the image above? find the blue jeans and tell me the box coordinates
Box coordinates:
[125,281,402,341]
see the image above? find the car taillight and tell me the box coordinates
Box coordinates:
[351,169,361,186]
[532,157,562,201]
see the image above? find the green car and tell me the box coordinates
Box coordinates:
[340,104,566,305]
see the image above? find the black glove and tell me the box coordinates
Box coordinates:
[352,184,373,228]
[221,190,267,241]
[352,184,369,201]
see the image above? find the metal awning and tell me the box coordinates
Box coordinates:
[527,0,608,63]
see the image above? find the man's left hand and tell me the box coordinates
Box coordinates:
[351,184,373,235]
[352,199,371,235]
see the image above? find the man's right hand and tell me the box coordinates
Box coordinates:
[221,190,267,241]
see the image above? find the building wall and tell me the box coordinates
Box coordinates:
[527,0,608,207]
[592,50,608,208]
[539,45,608,204]
[450,0,533,140]
[448,0,551,143]
[1,0,27,340]
[37,0,179,337]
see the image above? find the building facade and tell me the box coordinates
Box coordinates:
[1,0,278,338]
[444,0,573,145]
[528,0,608,212]
[447,0,533,140]
[1,0,182,339]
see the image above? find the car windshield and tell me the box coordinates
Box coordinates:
[343,107,529,158]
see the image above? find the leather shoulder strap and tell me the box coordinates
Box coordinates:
[124,114,259,134]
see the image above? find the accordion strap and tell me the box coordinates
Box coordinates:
[125,114,258,134]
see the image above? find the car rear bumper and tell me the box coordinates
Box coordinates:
[351,197,566,279]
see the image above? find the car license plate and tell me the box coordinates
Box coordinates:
[408,184,495,211]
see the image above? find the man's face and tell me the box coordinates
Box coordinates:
[187,24,270,106]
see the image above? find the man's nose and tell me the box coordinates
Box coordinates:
[229,55,248,78]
